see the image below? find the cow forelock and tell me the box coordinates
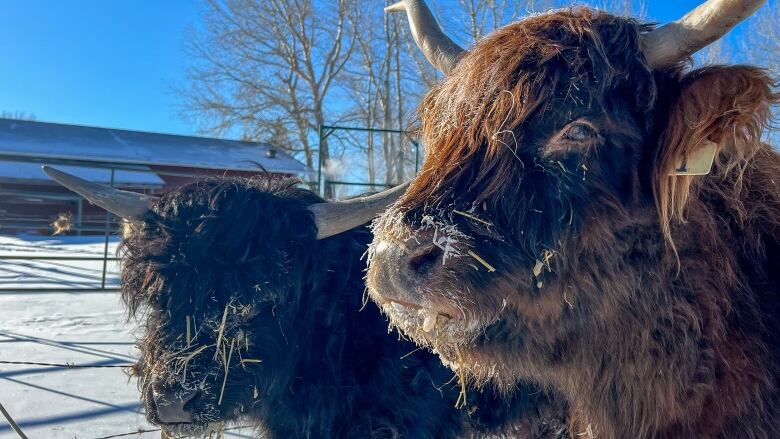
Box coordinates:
[405,8,655,251]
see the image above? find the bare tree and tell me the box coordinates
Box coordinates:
[594,0,646,18]
[439,0,645,46]
[694,37,729,66]
[339,0,651,194]
[451,0,527,41]
[1,111,36,121]
[180,0,761,198]
[339,1,433,192]
[742,0,779,143]
[179,0,356,189]
[743,0,779,74]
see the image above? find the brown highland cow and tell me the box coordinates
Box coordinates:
[367,0,780,438]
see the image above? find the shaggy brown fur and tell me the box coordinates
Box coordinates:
[367,7,780,439]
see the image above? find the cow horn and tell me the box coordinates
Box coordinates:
[386,0,465,74]
[643,0,766,68]
[309,182,409,239]
[44,166,406,239]
[42,166,156,220]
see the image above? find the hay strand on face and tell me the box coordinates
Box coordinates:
[176,344,212,382]
[532,259,544,277]
[218,338,235,406]
[452,209,493,227]
[467,250,496,272]
[399,346,424,360]
[186,316,192,348]
[533,250,557,277]
[453,349,468,409]
[541,249,556,266]
[213,302,231,360]
[564,290,574,308]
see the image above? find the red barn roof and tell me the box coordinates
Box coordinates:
[0,118,311,178]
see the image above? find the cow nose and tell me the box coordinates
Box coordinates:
[369,232,443,307]
[153,388,198,424]
[407,243,443,277]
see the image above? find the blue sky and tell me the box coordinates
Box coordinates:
[0,0,199,134]
[0,0,752,137]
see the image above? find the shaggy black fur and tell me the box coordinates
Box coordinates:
[120,177,565,438]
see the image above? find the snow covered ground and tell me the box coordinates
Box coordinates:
[0,235,251,438]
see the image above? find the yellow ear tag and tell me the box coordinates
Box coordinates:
[671,140,718,176]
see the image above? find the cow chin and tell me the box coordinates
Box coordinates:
[160,423,215,438]
[368,282,518,390]
[373,289,482,359]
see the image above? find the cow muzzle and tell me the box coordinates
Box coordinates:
[146,383,201,426]
[368,230,461,331]
[154,389,198,424]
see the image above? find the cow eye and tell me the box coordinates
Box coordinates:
[562,122,597,142]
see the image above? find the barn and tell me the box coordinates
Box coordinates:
[0,118,310,235]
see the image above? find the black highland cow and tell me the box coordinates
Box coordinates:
[122,177,472,437]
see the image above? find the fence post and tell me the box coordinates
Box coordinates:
[76,198,83,236]
[0,401,28,439]
[317,125,324,197]
[100,169,115,290]
[413,140,420,173]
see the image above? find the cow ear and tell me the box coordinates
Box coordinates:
[653,65,778,241]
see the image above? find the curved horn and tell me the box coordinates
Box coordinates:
[386,0,465,74]
[42,166,156,220]
[309,182,409,239]
[643,0,766,68]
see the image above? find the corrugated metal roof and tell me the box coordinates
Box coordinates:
[0,162,164,186]
[0,118,311,176]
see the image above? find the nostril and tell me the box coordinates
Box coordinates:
[407,245,443,276]
[182,390,201,413]
[153,388,199,424]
